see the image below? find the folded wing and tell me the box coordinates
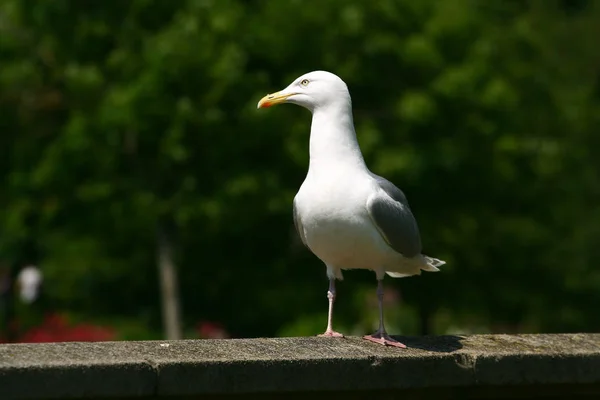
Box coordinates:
[366,176,422,258]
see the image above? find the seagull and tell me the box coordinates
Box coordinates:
[257,71,445,348]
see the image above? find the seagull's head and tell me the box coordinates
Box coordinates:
[257,71,350,112]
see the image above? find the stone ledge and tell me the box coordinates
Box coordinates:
[0,334,599,399]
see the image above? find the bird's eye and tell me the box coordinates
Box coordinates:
[300,79,310,86]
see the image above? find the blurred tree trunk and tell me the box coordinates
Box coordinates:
[419,303,431,336]
[0,263,16,342]
[157,223,182,340]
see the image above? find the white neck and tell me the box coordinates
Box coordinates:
[307,101,367,175]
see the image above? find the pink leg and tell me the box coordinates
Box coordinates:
[363,280,406,348]
[318,278,344,338]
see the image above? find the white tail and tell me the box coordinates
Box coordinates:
[385,254,445,278]
[422,255,445,271]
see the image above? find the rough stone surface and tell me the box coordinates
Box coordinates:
[0,334,599,399]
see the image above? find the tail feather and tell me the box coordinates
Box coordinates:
[385,254,445,278]
[422,255,445,272]
[385,271,415,278]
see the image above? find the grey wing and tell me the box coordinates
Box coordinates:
[293,197,308,247]
[367,176,422,258]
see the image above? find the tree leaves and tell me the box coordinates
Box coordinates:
[1,0,599,338]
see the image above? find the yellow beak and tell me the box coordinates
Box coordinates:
[257,91,297,109]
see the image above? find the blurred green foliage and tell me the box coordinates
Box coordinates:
[1,0,599,339]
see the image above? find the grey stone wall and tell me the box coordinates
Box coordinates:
[1,334,599,399]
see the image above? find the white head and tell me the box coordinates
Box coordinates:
[257,71,351,113]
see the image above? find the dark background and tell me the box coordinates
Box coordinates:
[1,0,599,342]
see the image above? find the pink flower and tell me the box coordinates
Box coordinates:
[196,321,229,339]
[16,313,116,343]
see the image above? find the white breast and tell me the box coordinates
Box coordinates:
[295,174,396,272]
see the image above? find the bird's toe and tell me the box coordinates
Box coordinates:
[363,333,406,348]
[318,330,345,338]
